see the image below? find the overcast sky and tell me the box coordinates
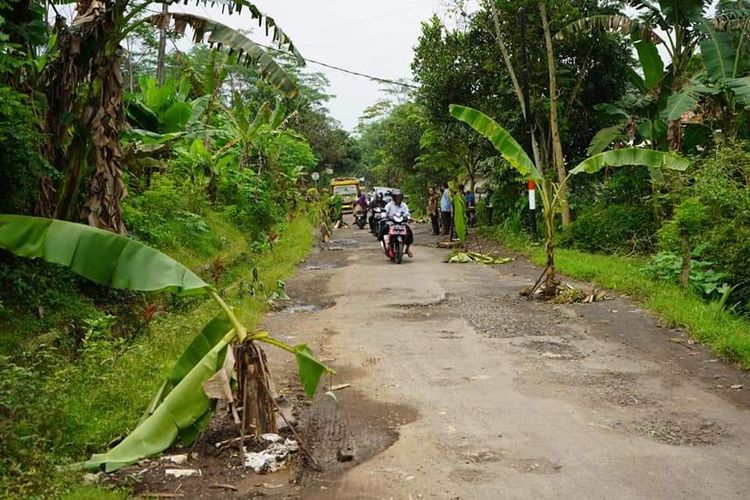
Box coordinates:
[172,0,451,131]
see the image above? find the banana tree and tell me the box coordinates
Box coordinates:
[450,104,690,296]
[0,214,331,472]
[41,0,302,233]
[661,26,750,140]
[558,0,750,151]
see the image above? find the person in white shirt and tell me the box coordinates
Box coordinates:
[380,191,414,257]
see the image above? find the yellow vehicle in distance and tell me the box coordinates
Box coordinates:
[330,177,361,213]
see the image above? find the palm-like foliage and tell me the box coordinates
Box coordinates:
[41,0,302,233]
[449,104,689,294]
[0,214,331,471]
[558,0,750,151]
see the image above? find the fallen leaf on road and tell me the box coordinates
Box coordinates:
[731,384,744,390]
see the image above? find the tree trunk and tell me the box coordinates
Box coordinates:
[235,341,277,438]
[543,183,557,296]
[155,3,168,86]
[82,54,128,234]
[539,2,572,226]
[43,1,127,233]
[489,0,545,172]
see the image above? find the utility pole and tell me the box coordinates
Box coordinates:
[156,3,169,86]
[518,6,538,242]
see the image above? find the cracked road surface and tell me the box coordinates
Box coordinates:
[261,223,750,499]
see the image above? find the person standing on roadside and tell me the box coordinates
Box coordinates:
[428,186,440,235]
[465,188,476,228]
[486,187,494,226]
[440,182,453,237]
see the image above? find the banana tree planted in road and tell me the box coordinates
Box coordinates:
[0,214,331,472]
[449,104,690,296]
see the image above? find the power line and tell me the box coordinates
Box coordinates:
[257,42,419,89]
[161,5,420,90]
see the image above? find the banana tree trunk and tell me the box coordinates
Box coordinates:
[82,54,127,233]
[542,183,557,295]
[43,0,127,233]
[540,2,572,227]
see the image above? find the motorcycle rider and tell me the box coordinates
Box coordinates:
[380,191,414,258]
[369,191,386,233]
[353,190,368,226]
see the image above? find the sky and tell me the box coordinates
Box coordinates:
[173,0,452,131]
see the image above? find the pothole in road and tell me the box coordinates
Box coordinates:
[438,330,462,340]
[394,296,448,309]
[303,263,340,271]
[506,457,562,475]
[627,415,726,446]
[277,301,335,314]
[522,340,583,360]
[284,304,320,314]
[295,386,419,486]
[518,368,657,409]
[329,238,359,248]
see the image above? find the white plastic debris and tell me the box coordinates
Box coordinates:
[162,454,188,465]
[260,433,283,444]
[165,468,200,478]
[244,438,300,473]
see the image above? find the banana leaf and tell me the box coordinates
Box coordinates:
[295,344,327,399]
[453,192,467,243]
[0,215,210,296]
[255,334,333,398]
[153,13,299,98]
[570,148,690,175]
[588,122,628,156]
[84,331,232,472]
[634,39,664,89]
[555,15,663,44]
[140,313,233,424]
[449,104,542,183]
[661,83,709,121]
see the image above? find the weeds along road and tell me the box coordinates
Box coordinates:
[262,222,750,499]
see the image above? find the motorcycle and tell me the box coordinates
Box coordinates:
[371,207,386,235]
[353,208,367,229]
[382,213,410,264]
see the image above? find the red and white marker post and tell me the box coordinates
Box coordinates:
[528,180,538,242]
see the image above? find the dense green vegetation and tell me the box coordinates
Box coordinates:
[355,0,750,366]
[0,1,346,496]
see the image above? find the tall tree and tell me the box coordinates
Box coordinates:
[41,0,302,233]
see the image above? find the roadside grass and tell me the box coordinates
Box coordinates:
[0,211,316,498]
[481,225,750,370]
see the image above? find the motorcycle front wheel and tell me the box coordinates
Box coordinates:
[394,237,403,264]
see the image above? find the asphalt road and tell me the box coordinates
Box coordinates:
[261,222,750,499]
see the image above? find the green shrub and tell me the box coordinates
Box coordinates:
[123,175,220,255]
[560,204,657,254]
[642,250,731,299]
[658,143,750,312]
[0,86,51,214]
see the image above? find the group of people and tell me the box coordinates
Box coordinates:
[427,183,477,239]
[355,188,414,257]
